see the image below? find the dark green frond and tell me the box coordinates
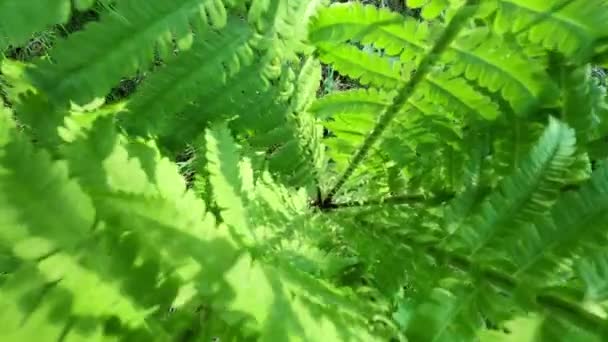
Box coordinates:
[0,0,96,51]
[27,0,237,105]
[506,161,608,280]
[448,118,577,258]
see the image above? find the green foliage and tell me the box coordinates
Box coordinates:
[0,0,94,51]
[2,0,608,340]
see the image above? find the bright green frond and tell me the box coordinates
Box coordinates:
[4,0,608,340]
[423,74,501,120]
[0,107,93,259]
[3,105,384,340]
[493,0,608,61]
[315,42,405,88]
[408,0,452,20]
[312,86,468,193]
[247,58,325,190]
[217,254,384,341]
[478,315,604,342]
[447,28,557,114]
[0,109,164,340]
[309,3,429,63]
[205,123,251,237]
[115,2,323,192]
[310,88,392,120]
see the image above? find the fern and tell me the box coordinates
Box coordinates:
[3,0,608,340]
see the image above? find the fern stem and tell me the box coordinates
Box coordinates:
[318,192,455,211]
[324,0,480,203]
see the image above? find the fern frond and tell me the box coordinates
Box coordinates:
[423,74,500,120]
[0,0,96,50]
[199,123,391,340]
[121,17,254,137]
[309,3,429,64]
[447,27,557,114]
[315,42,405,89]
[561,64,604,142]
[205,123,252,237]
[28,109,387,340]
[447,118,577,258]
[248,0,324,57]
[47,112,253,339]
[506,161,608,280]
[405,284,482,341]
[0,108,170,340]
[493,0,608,61]
[5,0,608,339]
[26,0,236,105]
[404,239,608,341]
[116,3,323,192]
[577,250,608,303]
[0,107,93,255]
[215,253,386,341]
[247,57,325,190]
[312,87,466,196]
[310,88,392,120]
[309,3,557,117]
[407,0,452,20]
[315,42,497,110]
[490,116,544,179]
[324,0,482,200]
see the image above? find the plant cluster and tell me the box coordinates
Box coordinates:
[1,0,608,341]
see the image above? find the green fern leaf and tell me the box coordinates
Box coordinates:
[448,117,577,258]
[0,108,166,340]
[309,3,429,64]
[507,161,608,279]
[121,17,254,137]
[310,88,392,120]
[405,285,482,342]
[0,0,95,50]
[561,64,604,142]
[577,250,608,303]
[447,27,557,114]
[423,74,501,120]
[493,0,608,61]
[26,0,236,105]
[217,254,384,341]
[205,123,254,240]
[490,116,544,178]
[315,42,405,88]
